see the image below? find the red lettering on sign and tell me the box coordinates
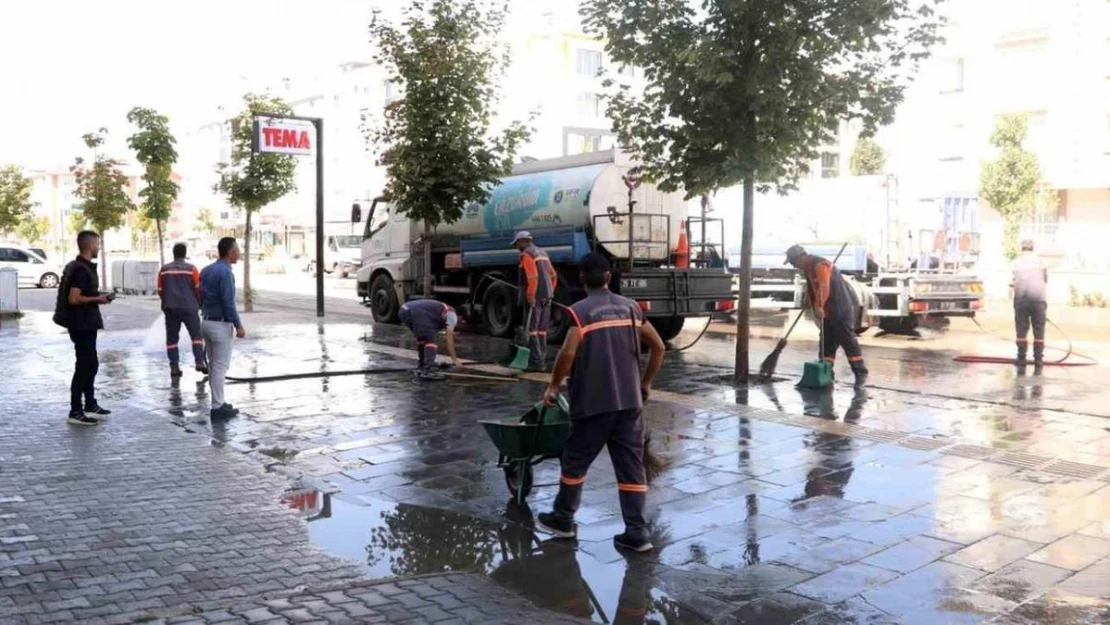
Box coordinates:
[262,127,278,147]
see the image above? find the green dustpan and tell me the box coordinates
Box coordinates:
[500,305,532,370]
[796,359,833,389]
[797,321,834,389]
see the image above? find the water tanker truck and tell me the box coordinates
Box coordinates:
[354,149,735,343]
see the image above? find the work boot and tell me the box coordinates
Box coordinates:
[170,363,182,379]
[537,512,576,539]
[1016,348,1028,375]
[613,532,654,553]
[1034,359,1044,376]
[195,362,209,375]
[850,362,869,389]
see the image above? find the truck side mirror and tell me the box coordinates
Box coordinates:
[351,203,362,223]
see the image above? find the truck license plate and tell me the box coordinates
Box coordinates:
[932,301,959,311]
[622,279,648,289]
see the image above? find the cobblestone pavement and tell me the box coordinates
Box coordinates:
[5,290,1110,624]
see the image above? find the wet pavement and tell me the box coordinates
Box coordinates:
[5,289,1110,624]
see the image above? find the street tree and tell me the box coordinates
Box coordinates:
[850,138,887,176]
[581,0,944,382]
[196,207,218,237]
[71,129,136,284]
[215,94,298,312]
[127,107,179,266]
[17,216,51,247]
[0,165,35,238]
[979,115,1047,260]
[368,0,532,297]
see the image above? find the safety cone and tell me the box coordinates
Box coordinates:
[674,220,689,268]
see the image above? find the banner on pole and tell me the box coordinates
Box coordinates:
[252,118,316,156]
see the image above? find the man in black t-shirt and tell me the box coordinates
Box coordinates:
[53,230,113,426]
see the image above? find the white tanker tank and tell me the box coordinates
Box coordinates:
[436,150,686,261]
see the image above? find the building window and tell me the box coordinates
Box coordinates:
[820,152,840,178]
[618,64,635,78]
[384,81,400,106]
[577,93,601,117]
[940,57,965,94]
[576,49,603,77]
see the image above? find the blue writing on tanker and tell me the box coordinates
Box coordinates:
[480,164,606,234]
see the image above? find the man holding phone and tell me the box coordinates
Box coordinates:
[53,230,113,426]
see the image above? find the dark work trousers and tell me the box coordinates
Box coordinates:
[1015,299,1047,362]
[821,314,867,375]
[528,300,551,367]
[553,408,648,540]
[165,308,206,367]
[68,329,99,412]
[399,307,438,373]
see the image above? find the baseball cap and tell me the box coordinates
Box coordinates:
[580,252,611,274]
[784,244,806,265]
[510,231,532,246]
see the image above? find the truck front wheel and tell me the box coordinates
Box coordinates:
[650,316,686,343]
[483,282,516,338]
[370,274,399,323]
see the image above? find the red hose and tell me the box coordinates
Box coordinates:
[953,318,1098,367]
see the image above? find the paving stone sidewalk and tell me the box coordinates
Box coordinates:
[0,328,588,624]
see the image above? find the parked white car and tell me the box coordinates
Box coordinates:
[0,245,63,288]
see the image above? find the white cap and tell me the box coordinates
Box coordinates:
[510,231,532,246]
[444,311,458,329]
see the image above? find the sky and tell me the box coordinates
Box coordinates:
[0,0,383,168]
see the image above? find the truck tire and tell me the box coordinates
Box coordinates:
[879,315,918,334]
[483,282,516,338]
[651,316,686,343]
[369,274,399,323]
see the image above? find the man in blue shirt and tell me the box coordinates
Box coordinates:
[200,237,246,418]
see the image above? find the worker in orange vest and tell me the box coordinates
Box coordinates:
[513,231,558,372]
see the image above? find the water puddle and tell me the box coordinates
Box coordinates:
[290,491,711,624]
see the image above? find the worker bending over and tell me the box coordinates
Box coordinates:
[398,298,461,380]
[537,253,666,553]
[785,244,869,388]
[513,230,558,372]
[1012,239,1048,374]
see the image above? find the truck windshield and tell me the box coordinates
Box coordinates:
[334,236,362,248]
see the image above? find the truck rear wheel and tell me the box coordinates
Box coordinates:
[879,315,918,334]
[651,316,686,343]
[483,282,516,338]
[370,274,399,323]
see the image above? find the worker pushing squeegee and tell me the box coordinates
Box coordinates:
[398,298,461,380]
[785,244,869,388]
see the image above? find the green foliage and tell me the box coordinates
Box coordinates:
[17,216,50,245]
[581,0,944,381]
[67,211,88,236]
[849,138,887,176]
[72,129,136,281]
[128,107,179,264]
[582,0,944,197]
[979,115,1046,259]
[0,165,36,237]
[215,94,298,212]
[1069,284,1108,309]
[196,207,217,235]
[368,0,533,229]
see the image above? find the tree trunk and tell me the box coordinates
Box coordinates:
[244,211,253,313]
[733,177,755,385]
[101,247,109,289]
[156,220,165,266]
[423,218,432,297]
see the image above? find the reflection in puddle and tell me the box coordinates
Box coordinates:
[302,496,710,624]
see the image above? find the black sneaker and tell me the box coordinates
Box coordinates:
[210,405,238,419]
[222,403,239,414]
[84,405,111,417]
[613,532,654,553]
[67,411,100,426]
[536,512,576,539]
